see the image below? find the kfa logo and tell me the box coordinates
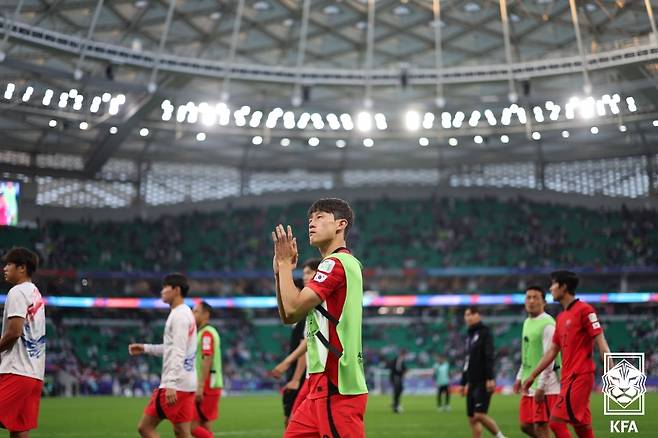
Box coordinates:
[602,353,647,434]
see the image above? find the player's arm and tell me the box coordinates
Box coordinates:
[522,342,560,392]
[594,332,612,369]
[0,316,24,352]
[513,365,522,393]
[537,324,557,390]
[197,355,212,400]
[484,328,496,392]
[271,339,307,378]
[128,343,164,356]
[286,348,307,389]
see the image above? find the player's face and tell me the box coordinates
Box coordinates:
[3,262,19,283]
[192,304,205,326]
[549,281,565,301]
[160,284,175,304]
[524,290,545,315]
[302,266,316,286]
[464,310,479,326]
[308,211,344,247]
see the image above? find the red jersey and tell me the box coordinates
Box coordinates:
[199,330,221,395]
[552,299,602,378]
[305,248,351,399]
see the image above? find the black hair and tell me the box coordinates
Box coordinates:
[3,247,38,276]
[199,300,212,317]
[293,278,305,290]
[162,272,189,297]
[465,305,480,315]
[550,270,579,294]
[526,285,546,301]
[307,198,354,238]
[302,258,321,271]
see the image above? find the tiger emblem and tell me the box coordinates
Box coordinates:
[602,359,646,408]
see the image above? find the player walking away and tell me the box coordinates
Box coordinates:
[272,198,368,438]
[513,286,567,438]
[270,259,320,428]
[129,273,197,438]
[434,354,451,412]
[0,248,46,438]
[389,348,407,413]
[461,306,507,438]
[190,301,222,438]
[523,271,611,438]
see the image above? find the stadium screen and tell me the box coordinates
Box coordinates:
[0,180,19,226]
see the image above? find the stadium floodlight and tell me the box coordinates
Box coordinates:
[240,105,251,115]
[590,126,599,134]
[102,92,111,103]
[626,97,637,112]
[452,111,465,128]
[139,127,149,137]
[90,96,102,113]
[116,94,126,105]
[200,103,217,126]
[484,109,497,126]
[501,108,512,126]
[308,137,319,147]
[565,96,579,119]
[280,138,290,147]
[405,110,421,131]
[162,110,172,121]
[580,96,596,119]
[549,105,561,121]
[21,86,34,102]
[340,113,354,131]
[176,105,187,123]
[516,108,527,124]
[419,137,429,147]
[79,121,89,130]
[234,109,246,127]
[196,132,206,142]
[297,112,311,129]
[596,99,606,117]
[441,112,452,129]
[72,95,84,111]
[4,83,15,100]
[252,135,263,145]
[161,99,172,109]
[533,106,544,123]
[58,92,68,108]
[327,113,341,130]
[357,111,373,132]
[448,137,458,147]
[545,100,555,109]
[619,125,627,132]
[108,98,120,116]
[109,126,118,134]
[48,119,57,128]
[69,89,78,98]
[468,111,481,127]
[363,138,374,147]
[531,131,541,140]
[423,112,435,130]
[249,111,263,128]
[562,130,570,138]
[653,120,658,127]
[500,135,509,143]
[473,135,483,144]
[311,113,325,130]
[217,103,230,126]
[42,89,54,106]
[283,111,296,129]
[374,113,387,130]
[336,139,346,148]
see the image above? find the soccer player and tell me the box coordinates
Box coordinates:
[388,348,407,413]
[129,273,197,438]
[270,259,320,427]
[523,271,611,438]
[0,247,46,438]
[513,286,566,438]
[191,300,222,438]
[272,198,368,437]
[461,306,507,438]
[434,354,451,412]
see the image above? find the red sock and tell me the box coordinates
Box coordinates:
[573,424,594,438]
[549,421,572,438]
[192,426,214,438]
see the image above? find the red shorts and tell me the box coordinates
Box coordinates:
[0,373,43,432]
[290,378,309,418]
[551,373,594,425]
[144,389,195,424]
[285,393,367,438]
[519,394,559,424]
[194,390,221,422]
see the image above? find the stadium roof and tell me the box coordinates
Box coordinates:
[1,0,658,207]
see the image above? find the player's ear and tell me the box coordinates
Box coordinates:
[336,218,348,232]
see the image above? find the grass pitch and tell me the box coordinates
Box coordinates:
[30,393,657,437]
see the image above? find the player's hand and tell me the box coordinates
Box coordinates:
[272,225,298,270]
[512,379,521,394]
[128,343,145,356]
[462,383,468,397]
[486,379,496,393]
[273,255,279,275]
[285,379,300,391]
[269,361,290,379]
[534,387,545,404]
[195,388,204,403]
[521,377,534,394]
[165,388,177,406]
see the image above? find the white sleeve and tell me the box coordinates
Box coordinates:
[161,313,187,388]
[5,288,30,319]
[144,344,164,356]
[537,324,556,389]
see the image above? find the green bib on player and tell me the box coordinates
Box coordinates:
[196,325,223,389]
[306,252,368,395]
[521,314,561,391]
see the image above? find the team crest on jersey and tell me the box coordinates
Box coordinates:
[318,259,336,273]
[588,313,598,322]
[313,272,328,283]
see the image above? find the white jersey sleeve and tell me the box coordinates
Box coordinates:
[158,304,197,392]
[0,282,46,380]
